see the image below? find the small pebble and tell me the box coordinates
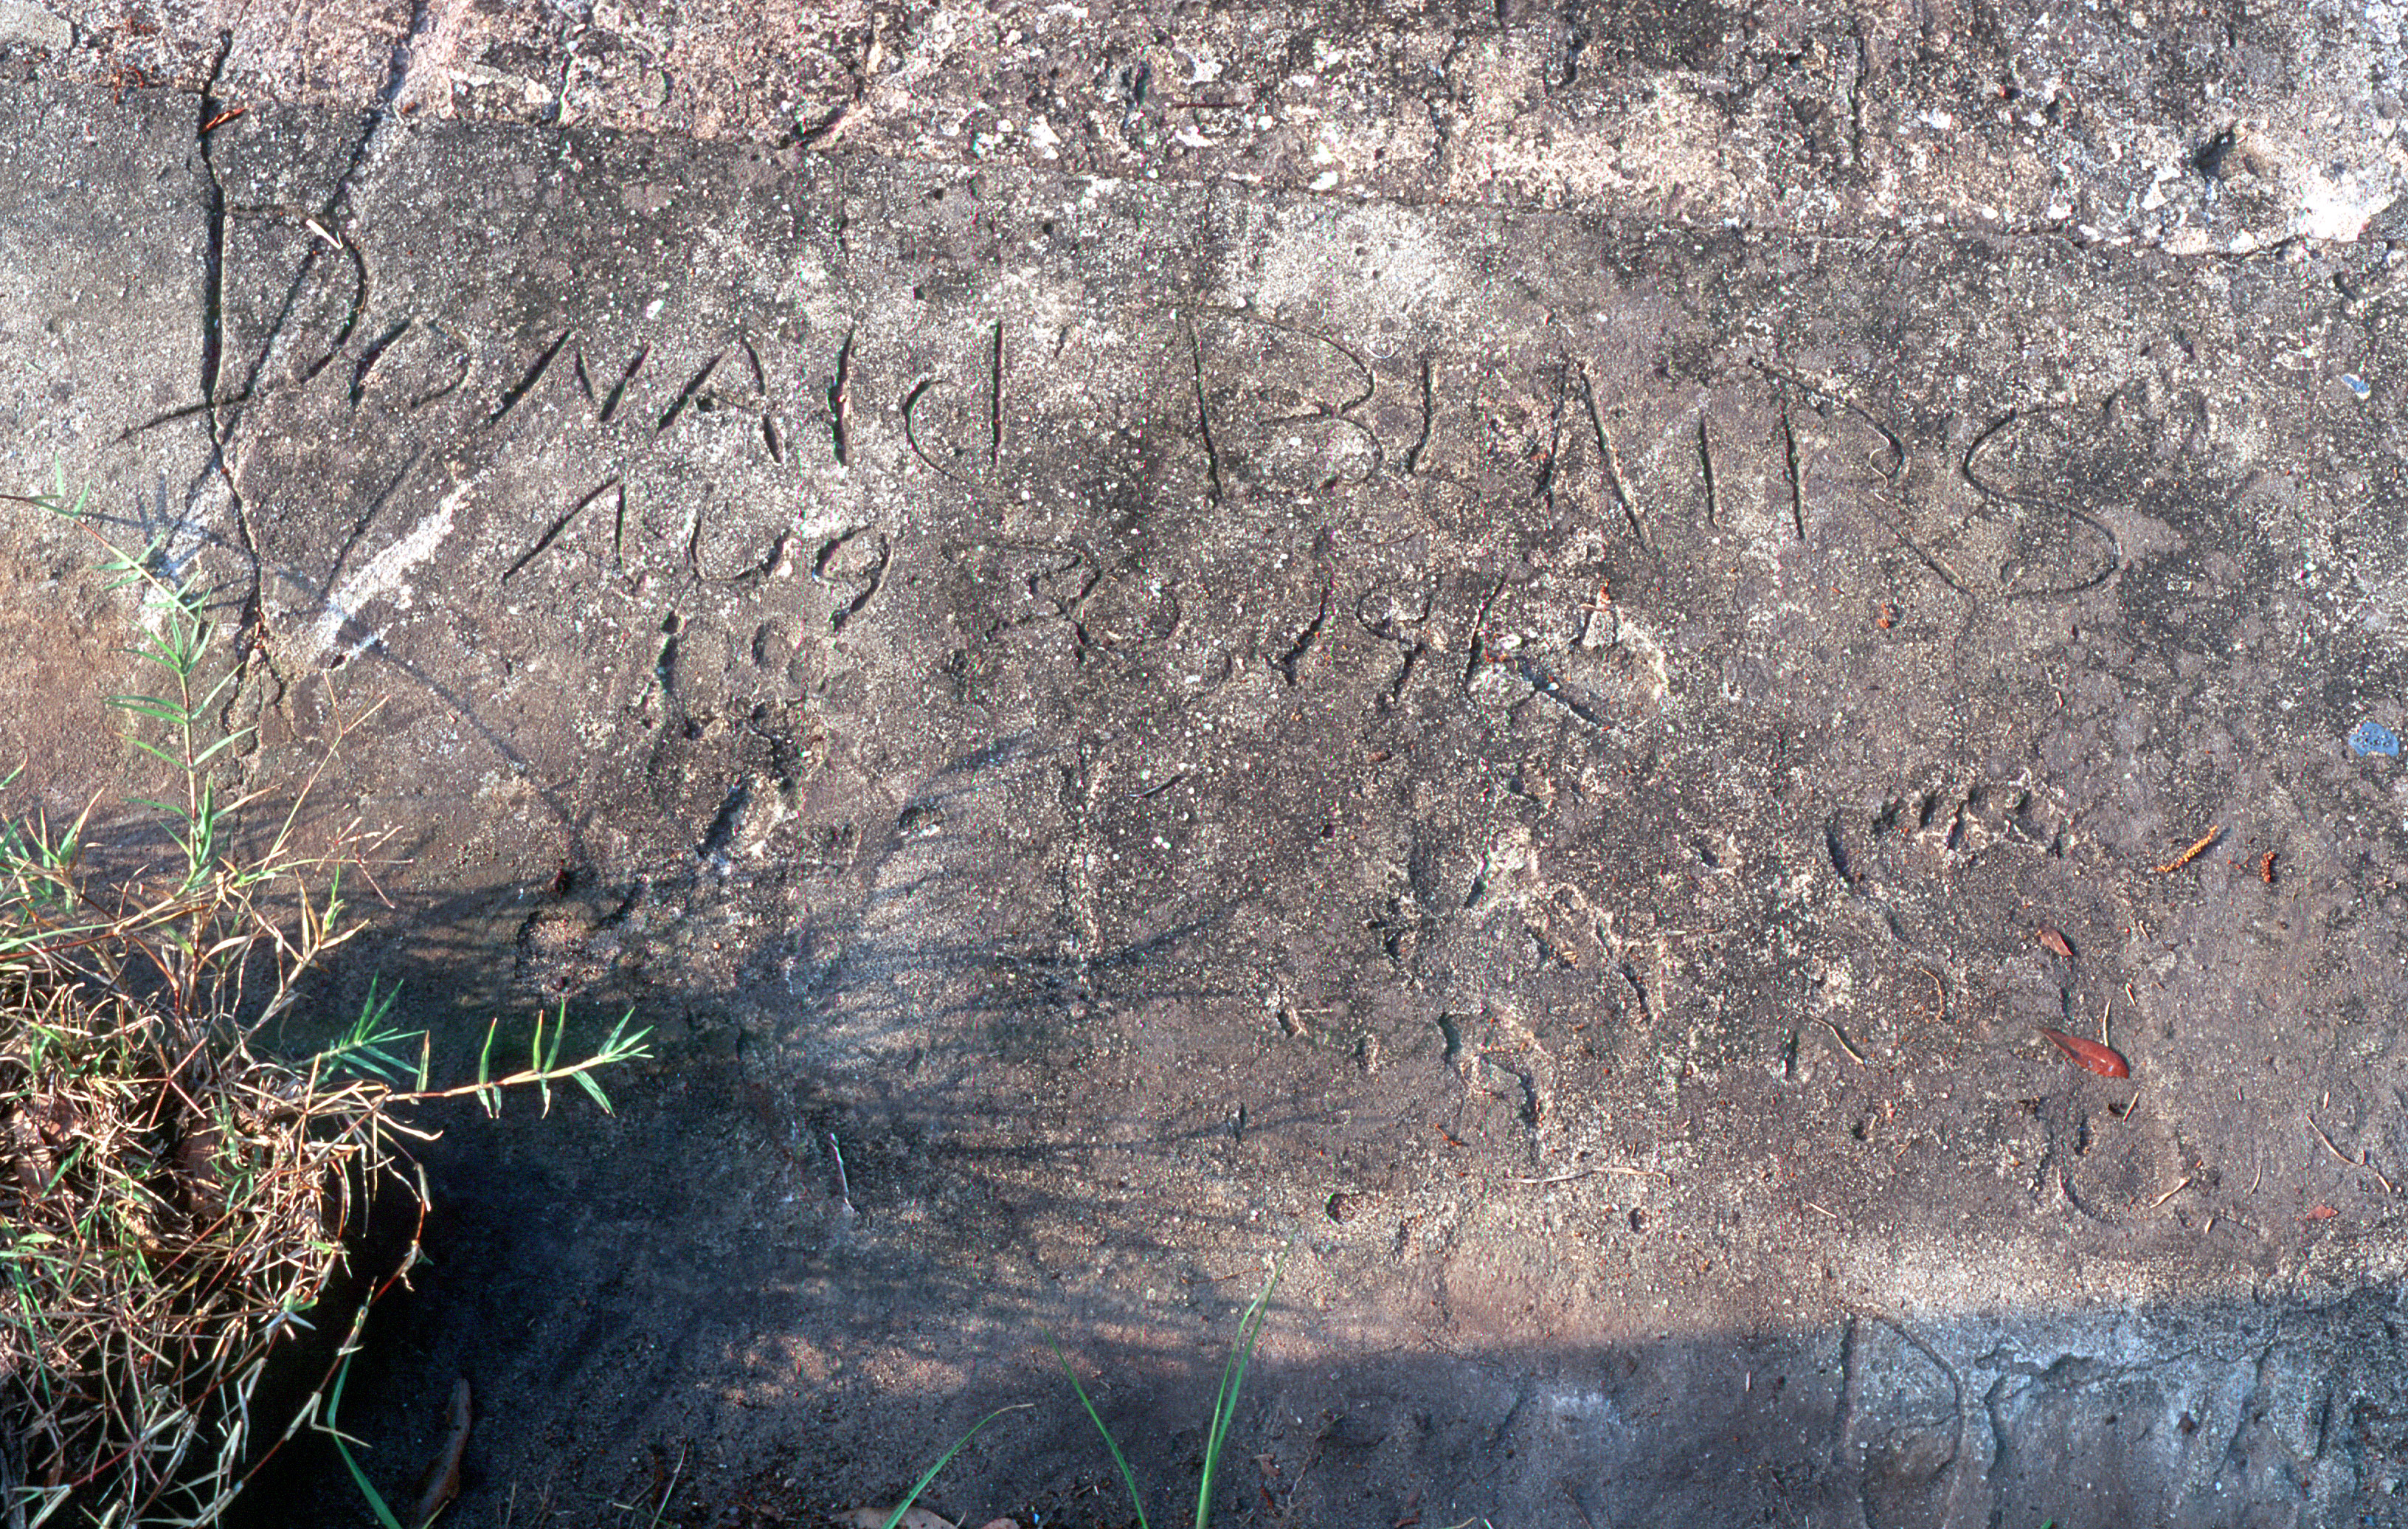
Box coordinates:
[2349,719,2399,757]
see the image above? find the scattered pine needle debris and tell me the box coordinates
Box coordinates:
[2153,826,2221,874]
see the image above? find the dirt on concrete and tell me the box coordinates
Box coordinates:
[5,2,2408,1526]
[23,0,2408,251]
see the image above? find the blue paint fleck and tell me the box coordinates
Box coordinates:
[2345,373,2373,400]
[2350,720,2401,758]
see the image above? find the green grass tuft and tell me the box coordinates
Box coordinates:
[0,472,648,1527]
[1052,1237,1294,1529]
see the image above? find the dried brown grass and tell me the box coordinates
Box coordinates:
[0,477,646,1527]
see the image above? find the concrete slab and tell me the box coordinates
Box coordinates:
[15,1,2408,245]
[1,4,2407,1523]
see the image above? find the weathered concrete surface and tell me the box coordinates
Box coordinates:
[4,3,2408,1524]
[7,0,2408,249]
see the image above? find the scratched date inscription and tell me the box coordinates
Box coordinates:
[230,181,2166,705]
[196,142,2328,1056]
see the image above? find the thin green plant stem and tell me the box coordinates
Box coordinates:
[879,1404,1031,1529]
[1193,1238,1291,1529]
[322,1355,405,1529]
[1048,1238,1293,1529]
[1048,1336,1149,1529]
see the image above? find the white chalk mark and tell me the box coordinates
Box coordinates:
[311,476,473,660]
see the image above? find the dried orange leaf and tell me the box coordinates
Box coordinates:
[410,1378,472,1528]
[2038,1026,2128,1078]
